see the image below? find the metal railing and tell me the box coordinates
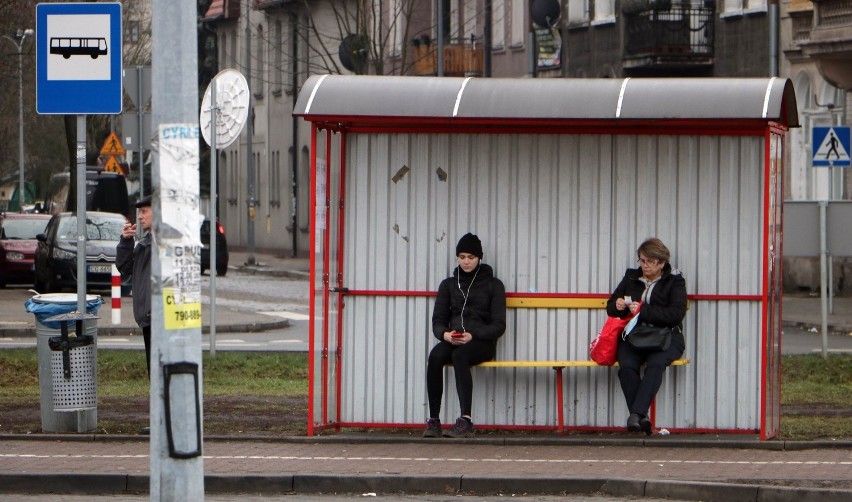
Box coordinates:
[410,38,483,76]
[623,4,715,60]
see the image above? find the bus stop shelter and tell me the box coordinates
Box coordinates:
[294,76,798,440]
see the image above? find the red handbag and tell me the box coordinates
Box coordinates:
[589,304,641,366]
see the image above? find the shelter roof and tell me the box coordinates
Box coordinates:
[294,76,799,129]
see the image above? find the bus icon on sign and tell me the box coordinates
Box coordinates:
[49,37,108,59]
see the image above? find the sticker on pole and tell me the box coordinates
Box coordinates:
[812,126,851,167]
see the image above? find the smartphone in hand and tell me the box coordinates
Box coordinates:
[451,331,464,338]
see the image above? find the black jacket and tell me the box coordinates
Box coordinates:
[116,232,151,328]
[432,263,506,343]
[606,263,687,330]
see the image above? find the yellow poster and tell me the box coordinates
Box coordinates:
[163,287,202,330]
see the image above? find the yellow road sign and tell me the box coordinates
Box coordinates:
[100,131,126,156]
[103,155,125,175]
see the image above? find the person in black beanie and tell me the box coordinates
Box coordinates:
[424,233,506,438]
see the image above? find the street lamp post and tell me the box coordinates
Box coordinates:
[3,28,33,213]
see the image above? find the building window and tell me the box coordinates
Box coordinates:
[568,0,590,27]
[492,0,505,50]
[255,25,265,100]
[463,0,477,42]
[722,0,768,17]
[270,150,281,208]
[593,0,615,25]
[126,20,140,44]
[284,14,296,95]
[510,0,525,47]
[390,0,404,57]
[273,20,282,96]
[230,28,237,72]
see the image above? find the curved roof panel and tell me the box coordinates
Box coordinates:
[294,75,799,128]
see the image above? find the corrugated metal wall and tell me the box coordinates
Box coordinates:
[318,131,767,431]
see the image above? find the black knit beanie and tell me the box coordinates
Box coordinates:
[456,233,483,258]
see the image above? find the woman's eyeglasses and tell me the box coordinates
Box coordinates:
[637,258,659,266]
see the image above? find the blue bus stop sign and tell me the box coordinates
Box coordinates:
[812,126,851,167]
[36,2,123,115]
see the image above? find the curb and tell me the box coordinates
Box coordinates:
[3,433,852,450]
[1,473,850,501]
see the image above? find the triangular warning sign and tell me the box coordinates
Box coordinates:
[100,131,126,156]
[815,127,850,163]
[103,155,125,175]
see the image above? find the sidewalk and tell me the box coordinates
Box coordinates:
[1,434,851,500]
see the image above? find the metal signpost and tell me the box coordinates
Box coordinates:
[200,69,250,356]
[36,1,122,312]
[811,125,851,358]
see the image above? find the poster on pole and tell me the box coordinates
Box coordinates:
[158,124,203,330]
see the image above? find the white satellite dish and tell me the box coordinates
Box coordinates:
[199,68,249,148]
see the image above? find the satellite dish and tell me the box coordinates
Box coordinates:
[531,0,561,28]
[199,69,250,148]
[338,34,368,74]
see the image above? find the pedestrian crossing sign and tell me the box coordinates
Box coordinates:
[812,126,851,167]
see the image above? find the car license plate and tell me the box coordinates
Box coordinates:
[88,264,112,274]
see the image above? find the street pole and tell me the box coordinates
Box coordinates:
[151,0,204,498]
[3,28,33,212]
[245,0,256,265]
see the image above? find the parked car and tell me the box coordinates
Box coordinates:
[0,213,51,288]
[201,218,229,276]
[34,211,126,292]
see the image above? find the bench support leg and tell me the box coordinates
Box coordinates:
[555,368,565,433]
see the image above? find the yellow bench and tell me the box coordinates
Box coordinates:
[465,295,691,432]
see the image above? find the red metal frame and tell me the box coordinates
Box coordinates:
[334,130,348,432]
[307,124,318,436]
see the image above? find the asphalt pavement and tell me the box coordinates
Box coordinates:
[1,250,851,500]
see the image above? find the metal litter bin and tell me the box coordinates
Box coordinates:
[24,293,102,433]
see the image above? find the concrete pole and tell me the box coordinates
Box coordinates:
[151,0,204,499]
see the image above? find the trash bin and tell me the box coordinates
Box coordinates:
[24,293,103,433]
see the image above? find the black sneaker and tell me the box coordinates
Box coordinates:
[640,417,653,436]
[423,418,441,438]
[443,417,474,438]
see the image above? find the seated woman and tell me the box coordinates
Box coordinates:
[606,238,687,435]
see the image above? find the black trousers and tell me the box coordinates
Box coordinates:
[426,339,496,418]
[616,334,684,418]
[142,325,151,378]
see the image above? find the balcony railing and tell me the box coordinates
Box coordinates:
[623,4,715,65]
[410,39,483,77]
[815,0,852,27]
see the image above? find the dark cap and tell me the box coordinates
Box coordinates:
[455,233,483,259]
[135,196,152,208]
